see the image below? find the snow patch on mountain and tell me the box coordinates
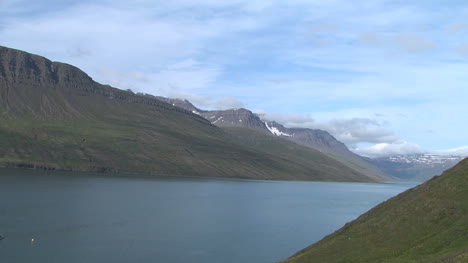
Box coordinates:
[264,121,293,137]
[212,116,223,124]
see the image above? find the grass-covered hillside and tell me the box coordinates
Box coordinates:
[224,127,383,182]
[281,158,468,263]
[0,46,380,182]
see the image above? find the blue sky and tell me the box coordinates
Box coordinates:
[1,0,467,157]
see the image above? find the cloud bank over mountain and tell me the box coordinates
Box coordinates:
[1,0,466,156]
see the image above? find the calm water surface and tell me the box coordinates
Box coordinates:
[0,169,417,263]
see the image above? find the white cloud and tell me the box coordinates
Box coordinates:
[94,63,222,96]
[354,141,426,158]
[212,97,245,110]
[95,68,149,90]
[1,0,467,155]
[310,119,399,146]
[254,99,467,157]
[256,111,315,127]
[256,111,399,147]
[169,93,245,110]
[433,146,468,157]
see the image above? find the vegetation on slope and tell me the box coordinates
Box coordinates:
[281,158,468,263]
[224,127,382,182]
[0,45,378,181]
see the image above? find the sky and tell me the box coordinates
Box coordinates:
[0,0,467,157]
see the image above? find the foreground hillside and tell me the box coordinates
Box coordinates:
[281,158,468,263]
[0,46,378,181]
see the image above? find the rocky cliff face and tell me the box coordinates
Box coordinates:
[155,99,269,130]
[159,100,351,155]
[1,46,93,114]
[0,46,209,123]
[0,45,95,87]
[151,96,205,114]
[262,121,352,156]
[158,101,365,160]
[201,108,269,130]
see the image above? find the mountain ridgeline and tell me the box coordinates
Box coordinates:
[149,98,351,155]
[0,45,382,182]
[157,98,466,182]
[151,97,386,180]
[281,158,468,263]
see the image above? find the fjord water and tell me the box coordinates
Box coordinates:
[0,169,417,263]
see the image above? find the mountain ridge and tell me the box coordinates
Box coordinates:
[152,97,387,179]
[0,45,381,182]
[150,97,358,157]
[0,46,209,122]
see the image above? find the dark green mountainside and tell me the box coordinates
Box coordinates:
[149,97,388,180]
[0,46,380,181]
[281,158,468,263]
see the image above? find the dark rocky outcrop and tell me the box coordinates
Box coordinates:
[201,108,269,130]
[0,46,209,123]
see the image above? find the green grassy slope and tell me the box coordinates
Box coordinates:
[0,45,379,181]
[224,127,382,182]
[281,158,468,263]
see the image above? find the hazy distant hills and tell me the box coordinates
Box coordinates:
[0,45,383,182]
[151,97,387,180]
[281,157,468,263]
[371,154,465,181]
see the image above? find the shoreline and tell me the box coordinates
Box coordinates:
[0,166,393,184]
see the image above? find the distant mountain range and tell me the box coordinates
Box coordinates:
[371,154,465,181]
[281,157,468,263]
[0,45,384,182]
[150,96,468,182]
